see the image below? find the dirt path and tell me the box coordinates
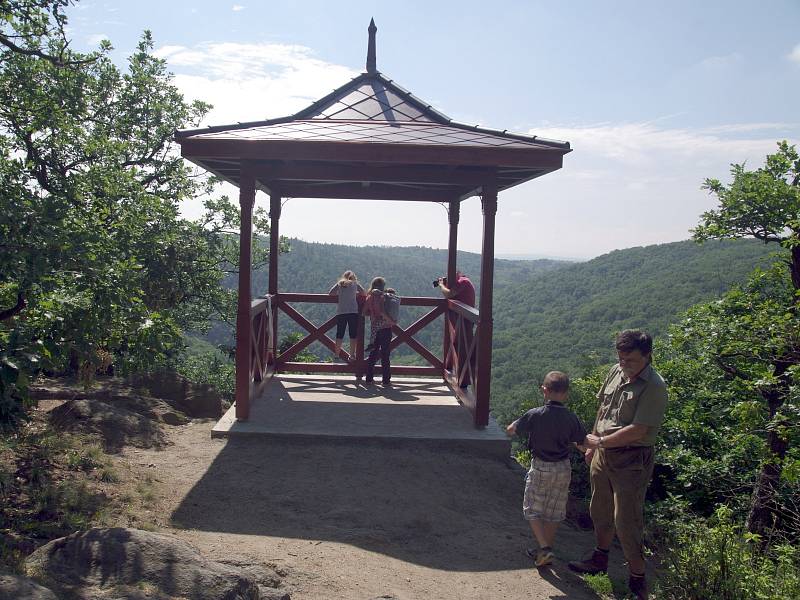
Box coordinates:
[119,420,605,599]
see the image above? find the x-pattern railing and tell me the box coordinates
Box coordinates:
[244,292,487,426]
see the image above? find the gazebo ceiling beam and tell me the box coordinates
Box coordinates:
[180,139,564,170]
[274,182,461,202]
[251,162,493,187]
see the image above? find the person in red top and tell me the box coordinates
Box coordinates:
[437,271,475,307]
[437,271,476,388]
[361,276,395,385]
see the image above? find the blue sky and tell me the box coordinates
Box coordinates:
[66,1,800,259]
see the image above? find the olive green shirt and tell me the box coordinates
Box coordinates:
[594,363,668,447]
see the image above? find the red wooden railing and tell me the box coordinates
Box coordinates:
[241,292,489,427]
[248,296,274,400]
[443,300,481,419]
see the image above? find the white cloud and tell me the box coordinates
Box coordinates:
[162,39,799,258]
[156,41,358,125]
[232,4,245,11]
[789,43,800,64]
[500,121,800,257]
[697,52,742,69]
[86,33,109,46]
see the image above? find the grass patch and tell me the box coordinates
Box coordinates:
[582,573,614,598]
[0,421,117,570]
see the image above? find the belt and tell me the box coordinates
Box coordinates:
[601,445,652,452]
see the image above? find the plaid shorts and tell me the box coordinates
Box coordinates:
[523,456,572,523]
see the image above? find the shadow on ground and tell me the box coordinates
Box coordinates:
[169,435,593,597]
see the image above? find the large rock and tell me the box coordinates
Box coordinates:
[49,398,166,453]
[30,379,190,425]
[25,528,261,600]
[0,569,58,600]
[126,371,223,418]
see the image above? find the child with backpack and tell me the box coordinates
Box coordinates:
[362,277,398,385]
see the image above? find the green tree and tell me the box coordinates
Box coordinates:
[692,141,800,538]
[0,1,278,427]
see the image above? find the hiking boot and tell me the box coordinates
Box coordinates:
[526,547,554,567]
[628,573,648,600]
[568,548,608,574]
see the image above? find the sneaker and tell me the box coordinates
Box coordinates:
[568,548,608,574]
[526,547,554,567]
[628,573,648,600]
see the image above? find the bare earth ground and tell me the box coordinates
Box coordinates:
[109,419,618,600]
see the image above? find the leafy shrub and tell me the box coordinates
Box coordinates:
[656,507,800,600]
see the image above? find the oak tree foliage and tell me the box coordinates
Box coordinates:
[0,0,275,427]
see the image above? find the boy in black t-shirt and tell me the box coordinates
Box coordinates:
[506,371,588,567]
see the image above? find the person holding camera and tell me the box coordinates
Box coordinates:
[436,271,475,388]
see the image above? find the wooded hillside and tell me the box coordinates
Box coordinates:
[490,238,777,423]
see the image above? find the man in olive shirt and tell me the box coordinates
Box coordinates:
[568,330,668,600]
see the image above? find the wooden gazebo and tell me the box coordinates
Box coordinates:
[175,20,570,428]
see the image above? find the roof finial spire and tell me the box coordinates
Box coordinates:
[366,18,377,73]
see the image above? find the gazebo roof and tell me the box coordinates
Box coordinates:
[175,20,570,202]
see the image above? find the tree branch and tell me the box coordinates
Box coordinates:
[0,291,26,321]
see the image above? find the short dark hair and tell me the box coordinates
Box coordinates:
[369,277,385,292]
[542,371,569,393]
[615,329,653,355]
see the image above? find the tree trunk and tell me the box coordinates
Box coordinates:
[0,291,26,321]
[790,245,800,291]
[745,368,789,538]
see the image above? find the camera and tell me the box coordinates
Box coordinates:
[432,277,447,288]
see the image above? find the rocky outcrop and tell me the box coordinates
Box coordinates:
[125,371,223,418]
[25,528,262,600]
[49,398,167,453]
[0,569,58,600]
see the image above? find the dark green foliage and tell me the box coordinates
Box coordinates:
[0,2,277,428]
[656,508,800,600]
[491,238,775,425]
[205,238,564,361]
[654,263,800,533]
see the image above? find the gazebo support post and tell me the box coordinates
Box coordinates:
[447,200,459,284]
[269,193,281,364]
[475,183,497,428]
[444,200,460,378]
[235,165,256,421]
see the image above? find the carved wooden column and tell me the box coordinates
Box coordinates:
[447,200,459,284]
[444,199,460,378]
[269,193,281,364]
[475,183,497,428]
[235,164,256,421]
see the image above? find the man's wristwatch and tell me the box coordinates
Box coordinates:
[598,435,604,448]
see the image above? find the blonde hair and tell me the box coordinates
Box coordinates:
[338,270,357,287]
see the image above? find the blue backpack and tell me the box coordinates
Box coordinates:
[383,292,400,322]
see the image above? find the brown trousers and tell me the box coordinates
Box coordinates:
[589,446,654,563]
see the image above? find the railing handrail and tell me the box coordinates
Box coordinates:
[448,299,479,321]
[250,296,272,315]
[274,292,445,307]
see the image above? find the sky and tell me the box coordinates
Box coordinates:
[64,0,800,260]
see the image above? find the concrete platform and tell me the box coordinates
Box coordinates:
[212,374,511,458]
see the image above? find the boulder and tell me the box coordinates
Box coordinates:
[0,569,58,600]
[126,371,222,418]
[49,399,166,453]
[25,528,261,600]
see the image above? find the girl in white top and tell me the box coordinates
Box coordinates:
[328,270,365,361]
